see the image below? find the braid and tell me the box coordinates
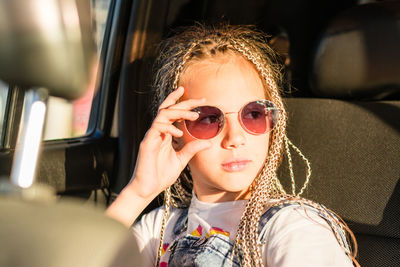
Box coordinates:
[172,42,199,90]
[152,23,359,267]
[155,188,170,267]
[229,37,287,266]
[154,41,200,266]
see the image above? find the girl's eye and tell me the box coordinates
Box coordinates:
[198,114,219,124]
[243,110,264,120]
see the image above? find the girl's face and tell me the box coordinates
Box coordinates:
[178,54,270,203]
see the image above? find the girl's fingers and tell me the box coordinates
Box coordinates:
[176,140,212,167]
[155,108,199,124]
[170,98,206,111]
[146,122,183,139]
[158,86,206,113]
[158,86,184,110]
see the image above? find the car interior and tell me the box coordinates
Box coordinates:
[0,0,399,266]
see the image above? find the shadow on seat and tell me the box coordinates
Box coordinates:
[278,2,400,266]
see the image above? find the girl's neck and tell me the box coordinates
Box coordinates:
[193,188,251,203]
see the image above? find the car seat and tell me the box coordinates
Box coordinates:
[0,1,141,266]
[0,186,141,267]
[278,2,400,266]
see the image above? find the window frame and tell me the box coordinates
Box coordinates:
[0,85,24,150]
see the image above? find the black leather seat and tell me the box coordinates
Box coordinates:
[278,2,400,266]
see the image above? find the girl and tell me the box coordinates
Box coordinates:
[106,24,359,267]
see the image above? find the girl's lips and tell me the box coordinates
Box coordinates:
[221,159,252,172]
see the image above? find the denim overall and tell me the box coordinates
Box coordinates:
[164,203,351,267]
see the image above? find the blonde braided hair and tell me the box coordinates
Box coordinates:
[152,24,359,267]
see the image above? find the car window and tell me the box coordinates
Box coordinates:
[43,0,112,140]
[0,1,112,142]
[1,0,112,142]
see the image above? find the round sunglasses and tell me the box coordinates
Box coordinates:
[184,100,280,140]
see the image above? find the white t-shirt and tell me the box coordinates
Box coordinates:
[132,194,353,267]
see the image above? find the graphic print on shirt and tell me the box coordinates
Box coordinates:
[207,226,230,237]
[161,243,170,256]
[191,224,230,238]
[159,243,170,267]
[190,224,203,237]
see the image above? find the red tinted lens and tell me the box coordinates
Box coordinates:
[240,101,278,134]
[185,106,224,139]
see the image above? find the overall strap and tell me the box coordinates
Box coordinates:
[257,202,351,252]
[172,208,189,237]
[158,208,189,266]
[257,203,292,242]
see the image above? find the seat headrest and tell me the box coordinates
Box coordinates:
[0,0,96,100]
[310,2,400,99]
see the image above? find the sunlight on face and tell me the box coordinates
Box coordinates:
[178,54,270,203]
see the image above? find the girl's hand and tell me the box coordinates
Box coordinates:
[106,86,210,226]
[128,86,211,199]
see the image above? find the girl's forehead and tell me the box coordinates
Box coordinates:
[183,53,253,73]
[179,54,267,108]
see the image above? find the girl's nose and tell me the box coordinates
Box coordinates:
[221,114,246,149]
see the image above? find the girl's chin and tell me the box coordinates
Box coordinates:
[214,180,254,196]
[191,168,258,197]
